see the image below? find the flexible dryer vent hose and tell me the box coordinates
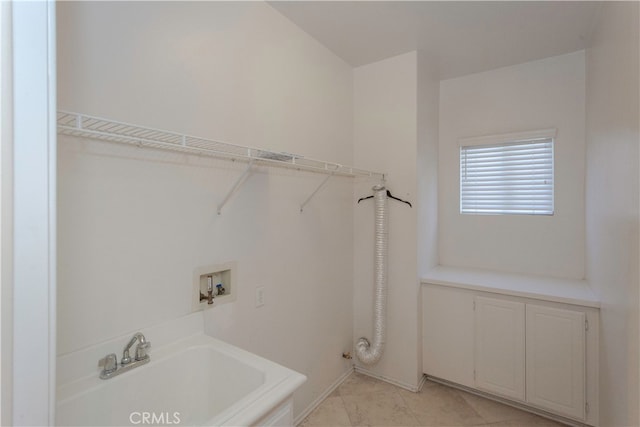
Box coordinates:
[356,185,388,365]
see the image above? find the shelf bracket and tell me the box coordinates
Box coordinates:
[300,172,334,213]
[217,160,254,215]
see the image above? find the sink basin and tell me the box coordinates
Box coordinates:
[56,333,306,426]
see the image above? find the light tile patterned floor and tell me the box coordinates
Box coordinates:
[300,373,567,427]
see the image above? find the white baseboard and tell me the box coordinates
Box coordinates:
[417,373,428,391]
[354,365,424,392]
[294,367,354,426]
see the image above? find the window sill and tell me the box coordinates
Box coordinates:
[421,265,599,308]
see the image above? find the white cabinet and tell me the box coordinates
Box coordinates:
[526,305,586,420]
[474,298,586,419]
[422,285,475,387]
[422,283,598,425]
[475,297,525,401]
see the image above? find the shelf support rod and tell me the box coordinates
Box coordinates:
[300,173,334,213]
[217,160,254,215]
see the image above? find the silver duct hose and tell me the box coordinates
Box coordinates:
[356,185,388,365]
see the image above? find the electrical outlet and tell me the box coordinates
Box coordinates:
[255,286,265,307]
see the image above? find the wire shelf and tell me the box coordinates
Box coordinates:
[57,111,384,179]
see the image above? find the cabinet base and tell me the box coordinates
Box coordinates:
[425,375,593,427]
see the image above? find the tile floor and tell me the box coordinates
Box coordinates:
[299,373,567,427]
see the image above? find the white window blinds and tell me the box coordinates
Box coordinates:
[460,135,554,215]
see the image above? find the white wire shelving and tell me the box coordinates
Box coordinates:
[57,111,385,213]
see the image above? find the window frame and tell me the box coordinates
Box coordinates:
[458,129,556,216]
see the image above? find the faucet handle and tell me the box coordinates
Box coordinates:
[135,341,151,361]
[99,353,118,374]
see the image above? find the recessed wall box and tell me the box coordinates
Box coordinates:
[193,261,236,311]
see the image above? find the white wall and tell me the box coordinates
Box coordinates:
[439,51,586,279]
[416,52,440,376]
[585,2,639,425]
[353,51,422,388]
[57,1,355,418]
[0,2,13,424]
[417,53,440,277]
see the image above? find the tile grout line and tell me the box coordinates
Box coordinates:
[336,392,354,427]
[450,388,490,425]
[392,382,422,426]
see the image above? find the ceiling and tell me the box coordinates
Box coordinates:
[269,1,602,79]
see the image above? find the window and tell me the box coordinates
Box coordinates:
[459,130,555,215]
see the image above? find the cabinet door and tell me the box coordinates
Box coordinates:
[526,304,585,420]
[422,285,475,387]
[475,296,525,401]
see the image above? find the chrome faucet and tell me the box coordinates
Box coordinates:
[98,332,151,379]
[122,332,150,365]
[100,353,118,376]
